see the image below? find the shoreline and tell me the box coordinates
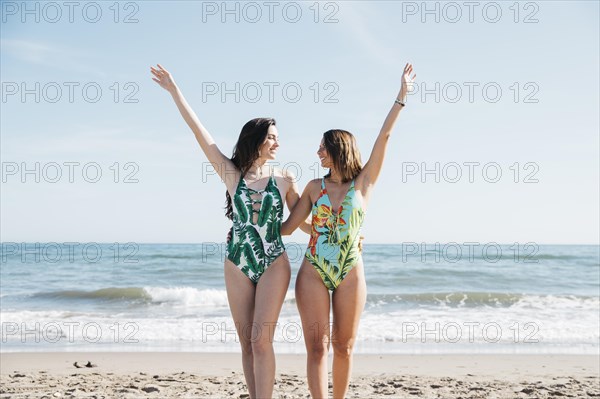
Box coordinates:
[2,352,599,377]
[2,353,598,398]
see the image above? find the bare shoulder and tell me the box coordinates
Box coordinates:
[305,178,322,197]
[271,167,296,185]
[307,178,322,188]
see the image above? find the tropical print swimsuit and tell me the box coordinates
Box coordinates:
[226,171,286,283]
[305,178,365,291]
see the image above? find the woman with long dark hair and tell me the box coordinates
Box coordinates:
[282,63,416,398]
[151,64,304,399]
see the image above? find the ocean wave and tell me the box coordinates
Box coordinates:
[143,287,229,307]
[2,307,598,354]
[27,286,296,309]
[26,287,599,311]
[364,292,599,308]
[2,291,598,354]
[29,286,229,308]
[31,287,152,302]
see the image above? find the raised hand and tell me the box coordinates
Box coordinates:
[149,63,239,188]
[398,63,416,101]
[357,62,416,191]
[150,64,177,93]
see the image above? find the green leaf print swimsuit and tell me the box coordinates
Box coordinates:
[226,171,286,283]
[305,178,365,291]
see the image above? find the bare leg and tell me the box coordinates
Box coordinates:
[331,262,367,399]
[224,260,257,398]
[296,260,331,399]
[253,254,291,399]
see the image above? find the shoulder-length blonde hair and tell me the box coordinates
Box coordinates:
[323,129,362,183]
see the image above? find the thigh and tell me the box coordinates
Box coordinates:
[331,262,367,344]
[224,259,256,341]
[296,259,332,347]
[253,253,291,339]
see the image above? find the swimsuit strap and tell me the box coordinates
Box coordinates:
[268,167,276,187]
[348,179,356,200]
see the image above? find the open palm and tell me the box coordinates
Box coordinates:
[150,64,176,92]
[400,63,416,98]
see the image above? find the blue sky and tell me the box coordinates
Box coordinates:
[1,1,598,245]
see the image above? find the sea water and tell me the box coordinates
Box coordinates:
[1,243,598,354]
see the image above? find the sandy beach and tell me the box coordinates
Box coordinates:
[1,353,598,398]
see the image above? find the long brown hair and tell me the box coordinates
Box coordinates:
[323,129,363,183]
[225,118,276,220]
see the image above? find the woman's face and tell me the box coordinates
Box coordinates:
[317,138,333,168]
[259,125,279,160]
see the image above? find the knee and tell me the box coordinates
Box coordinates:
[251,338,272,357]
[239,339,253,356]
[332,339,354,359]
[306,341,329,360]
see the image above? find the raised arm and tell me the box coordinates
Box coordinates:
[150,64,238,187]
[359,63,416,190]
[281,180,318,236]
